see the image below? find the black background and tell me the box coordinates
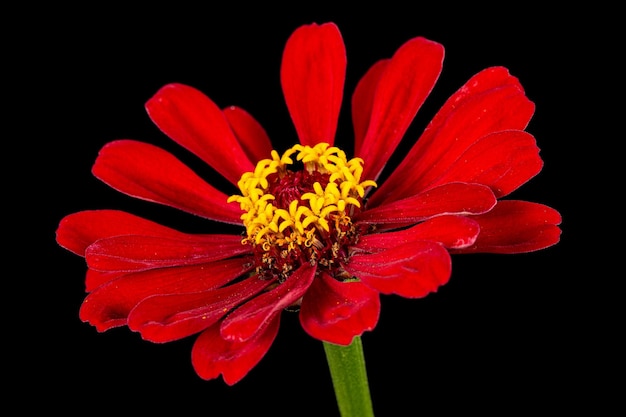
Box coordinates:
[19,4,614,415]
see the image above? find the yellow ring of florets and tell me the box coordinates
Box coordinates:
[227,143,376,250]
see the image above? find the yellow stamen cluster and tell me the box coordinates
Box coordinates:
[228,143,377,252]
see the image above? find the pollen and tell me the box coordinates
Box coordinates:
[228,142,376,281]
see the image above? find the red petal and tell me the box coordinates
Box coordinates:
[299,272,380,345]
[371,66,535,206]
[452,200,562,254]
[357,182,496,225]
[92,140,243,224]
[56,209,185,256]
[223,105,273,164]
[356,215,480,251]
[426,130,543,198]
[85,233,249,272]
[128,275,274,343]
[344,241,451,298]
[145,83,255,185]
[79,258,252,332]
[280,22,346,147]
[357,37,444,183]
[192,315,280,385]
[352,59,388,155]
[85,270,125,292]
[221,264,316,342]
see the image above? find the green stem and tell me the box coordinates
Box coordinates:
[323,336,375,417]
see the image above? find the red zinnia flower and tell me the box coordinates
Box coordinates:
[56,22,561,385]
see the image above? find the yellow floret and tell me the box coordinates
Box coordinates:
[228,142,377,251]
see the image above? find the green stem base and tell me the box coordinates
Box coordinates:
[323,336,375,417]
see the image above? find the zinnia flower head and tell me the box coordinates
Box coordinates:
[56,22,561,385]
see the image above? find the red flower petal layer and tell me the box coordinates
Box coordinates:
[371,66,535,206]
[356,37,444,182]
[453,200,562,254]
[425,130,543,198]
[281,22,345,147]
[355,215,480,251]
[223,105,273,164]
[85,270,125,293]
[128,275,275,343]
[356,182,496,226]
[145,83,255,185]
[352,60,387,155]
[92,140,243,223]
[85,233,249,272]
[344,241,451,298]
[300,271,381,345]
[80,258,253,331]
[56,209,186,256]
[221,264,316,342]
[192,316,280,385]
[55,210,247,291]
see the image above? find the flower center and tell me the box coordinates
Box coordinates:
[228,143,377,282]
